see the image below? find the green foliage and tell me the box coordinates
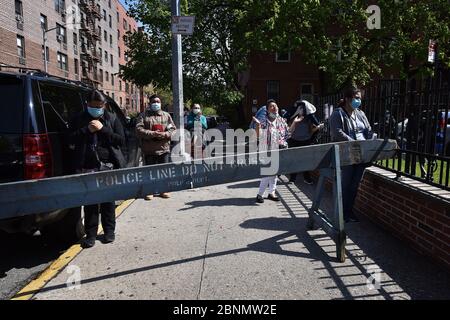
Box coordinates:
[123,0,450,102]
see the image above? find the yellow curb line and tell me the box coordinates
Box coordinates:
[11,199,136,300]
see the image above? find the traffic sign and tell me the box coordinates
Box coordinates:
[171,16,195,35]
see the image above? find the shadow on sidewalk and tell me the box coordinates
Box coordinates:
[266,176,450,300]
[179,197,256,211]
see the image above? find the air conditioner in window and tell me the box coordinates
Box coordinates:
[19,57,26,65]
[57,35,64,42]
[15,14,23,22]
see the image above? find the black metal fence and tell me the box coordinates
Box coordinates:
[315,69,450,190]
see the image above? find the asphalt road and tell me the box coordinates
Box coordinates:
[0,230,72,300]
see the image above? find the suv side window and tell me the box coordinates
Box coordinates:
[39,82,84,132]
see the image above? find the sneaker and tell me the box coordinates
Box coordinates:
[102,233,115,244]
[145,195,154,201]
[256,195,264,203]
[160,192,171,199]
[267,193,281,202]
[82,237,96,248]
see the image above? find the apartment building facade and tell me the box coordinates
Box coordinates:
[116,0,141,113]
[241,51,321,122]
[0,0,142,114]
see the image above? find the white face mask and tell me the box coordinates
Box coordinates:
[192,108,201,115]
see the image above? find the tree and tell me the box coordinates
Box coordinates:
[243,0,450,92]
[123,0,450,115]
[122,0,268,125]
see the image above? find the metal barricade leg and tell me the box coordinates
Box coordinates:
[306,145,347,262]
[332,145,346,262]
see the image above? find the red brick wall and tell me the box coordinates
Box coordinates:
[354,171,450,271]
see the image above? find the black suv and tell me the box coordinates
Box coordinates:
[0,71,141,241]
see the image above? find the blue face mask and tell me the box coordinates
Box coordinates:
[87,106,104,118]
[150,103,161,112]
[351,98,362,109]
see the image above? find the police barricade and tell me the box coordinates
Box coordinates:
[0,139,397,262]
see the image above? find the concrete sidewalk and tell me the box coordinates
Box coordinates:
[31,177,450,300]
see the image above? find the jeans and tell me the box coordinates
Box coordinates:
[287,138,313,182]
[258,176,278,196]
[340,164,366,219]
[84,202,116,239]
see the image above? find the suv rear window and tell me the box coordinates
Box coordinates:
[39,82,84,132]
[0,75,23,133]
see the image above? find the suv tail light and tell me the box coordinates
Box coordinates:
[439,117,446,130]
[23,134,53,180]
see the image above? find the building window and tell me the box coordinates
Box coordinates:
[109,15,112,28]
[267,80,280,101]
[103,9,107,21]
[40,14,48,31]
[110,54,113,67]
[54,0,65,13]
[42,45,50,62]
[120,97,123,107]
[56,24,67,44]
[57,52,68,71]
[118,29,120,40]
[123,19,127,30]
[104,30,107,42]
[118,47,121,58]
[110,34,113,48]
[74,58,79,75]
[111,74,115,86]
[300,84,314,103]
[105,71,109,82]
[17,35,25,58]
[99,69,103,82]
[104,51,108,62]
[275,52,290,62]
[119,80,122,91]
[15,0,23,17]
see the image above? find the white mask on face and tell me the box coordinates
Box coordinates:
[193,108,201,115]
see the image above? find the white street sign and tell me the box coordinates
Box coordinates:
[428,40,437,64]
[171,16,195,35]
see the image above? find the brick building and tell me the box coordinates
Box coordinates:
[241,51,322,122]
[0,0,142,114]
[116,0,141,113]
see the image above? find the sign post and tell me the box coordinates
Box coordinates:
[171,0,186,155]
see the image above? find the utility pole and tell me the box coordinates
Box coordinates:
[171,0,185,155]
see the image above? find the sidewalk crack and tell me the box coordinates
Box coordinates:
[197,219,212,300]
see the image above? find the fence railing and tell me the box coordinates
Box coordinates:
[315,70,450,190]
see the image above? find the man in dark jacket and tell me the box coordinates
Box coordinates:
[68,90,126,248]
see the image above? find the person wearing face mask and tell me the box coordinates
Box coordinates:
[287,100,323,185]
[68,89,126,248]
[186,103,208,131]
[186,103,208,159]
[329,87,374,223]
[253,99,290,204]
[136,94,176,200]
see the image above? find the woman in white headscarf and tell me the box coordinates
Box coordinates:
[287,100,323,184]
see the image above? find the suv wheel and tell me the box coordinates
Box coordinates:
[41,207,85,243]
